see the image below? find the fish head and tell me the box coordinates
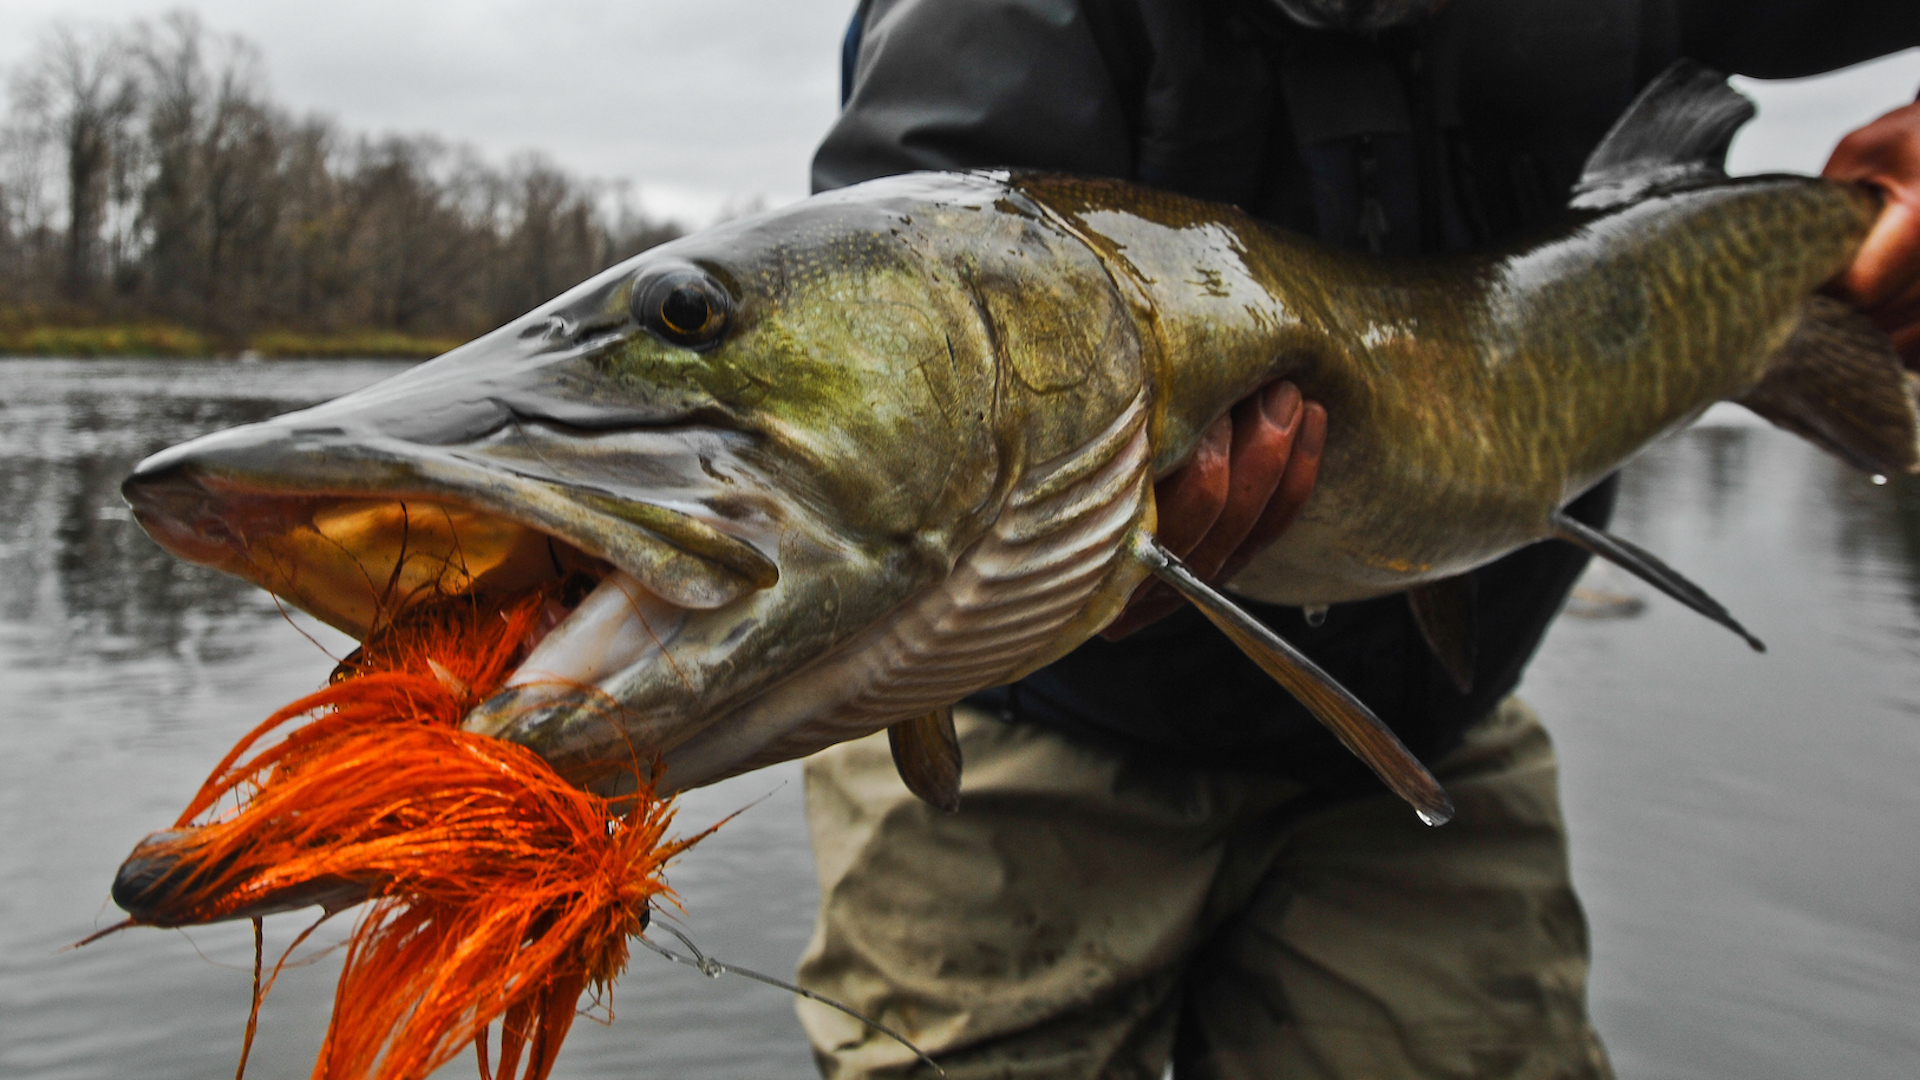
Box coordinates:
[123,174,1041,793]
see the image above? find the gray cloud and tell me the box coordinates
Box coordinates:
[0,0,853,223]
[1732,50,1920,175]
[0,4,1913,223]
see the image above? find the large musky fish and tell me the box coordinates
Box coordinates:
[118,64,1915,866]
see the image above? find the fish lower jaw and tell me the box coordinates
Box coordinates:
[505,570,687,692]
[458,569,691,784]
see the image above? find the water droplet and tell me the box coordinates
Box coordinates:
[1416,808,1447,827]
[1303,604,1329,628]
[1872,474,1889,486]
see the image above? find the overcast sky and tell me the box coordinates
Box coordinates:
[0,0,854,224]
[0,3,1913,226]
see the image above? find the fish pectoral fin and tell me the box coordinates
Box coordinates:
[1549,511,1765,652]
[888,706,963,813]
[1740,295,1920,477]
[1132,537,1455,827]
[1407,575,1477,695]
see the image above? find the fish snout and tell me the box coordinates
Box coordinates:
[120,463,231,574]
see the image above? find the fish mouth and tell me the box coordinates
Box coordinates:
[124,446,777,638]
[114,464,767,923]
[121,416,790,781]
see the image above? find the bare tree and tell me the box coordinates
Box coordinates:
[0,10,684,350]
[0,107,57,302]
[11,23,139,303]
[131,11,285,334]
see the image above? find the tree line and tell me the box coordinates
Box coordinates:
[0,11,682,353]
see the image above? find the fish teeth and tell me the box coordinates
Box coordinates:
[505,570,686,690]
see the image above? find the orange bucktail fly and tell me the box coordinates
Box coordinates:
[107,587,709,1080]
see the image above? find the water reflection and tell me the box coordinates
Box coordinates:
[4,367,1919,1078]
[0,361,400,664]
[1529,407,1920,1079]
[1827,463,1920,612]
[0,359,819,1080]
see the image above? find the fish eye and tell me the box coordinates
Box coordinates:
[633,266,732,351]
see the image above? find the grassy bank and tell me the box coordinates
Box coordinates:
[0,322,211,358]
[0,322,464,360]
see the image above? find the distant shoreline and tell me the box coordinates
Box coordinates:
[0,325,461,361]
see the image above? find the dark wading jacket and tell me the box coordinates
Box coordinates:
[814,0,1920,792]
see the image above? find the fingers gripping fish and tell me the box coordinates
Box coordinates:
[120,65,1917,846]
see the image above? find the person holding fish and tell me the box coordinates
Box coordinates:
[797,1,1920,1077]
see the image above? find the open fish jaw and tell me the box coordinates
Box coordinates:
[124,424,786,637]
[120,446,906,792]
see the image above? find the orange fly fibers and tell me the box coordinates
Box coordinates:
[132,590,700,1080]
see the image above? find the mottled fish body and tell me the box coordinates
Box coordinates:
[116,65,1916,866]
[1010,169,1878,604]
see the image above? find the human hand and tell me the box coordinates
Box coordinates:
[1102,381,1326,640]
[1823,96,1920,366]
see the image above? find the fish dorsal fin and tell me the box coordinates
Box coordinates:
[1549,511,1765,652]
[1570,61,1754,211]
[1406,575,1477,695]
[1740,296,1920,476]
[888,706,963,812]
[1133,537,1455,827]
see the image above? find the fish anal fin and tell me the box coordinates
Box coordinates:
[1740,296,1920,476]
[1133,537,1454,827]
[1549,512,1765,652]
[1407,575,1477,695]
[1571,61,1752,211]
[888,706,962,813]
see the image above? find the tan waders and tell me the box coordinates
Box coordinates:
[798,698,1614,1080]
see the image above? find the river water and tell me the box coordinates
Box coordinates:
[1,358,1915,1078]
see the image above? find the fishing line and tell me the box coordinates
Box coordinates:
[173,926,255,973]
[618,573,694,694]
[269,591,346,667]
[381,505,412,615]
[635,925,947,1079]
[70,895,136,950]
[435,503,473,584]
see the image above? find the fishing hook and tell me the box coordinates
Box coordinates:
[635,924,947,1078]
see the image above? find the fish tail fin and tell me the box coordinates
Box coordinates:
[1570,60,1753,211]
[1740,296,1920,476]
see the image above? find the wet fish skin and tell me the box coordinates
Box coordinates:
[121,99,1887,797]
[1016,172,1877,604]
[122,173,1158,791]
[657,166,1881,789]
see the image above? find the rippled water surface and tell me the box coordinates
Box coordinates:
[0,360,819,1079]
[1529,408,1920,1079]
[2,359,1916,1078]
